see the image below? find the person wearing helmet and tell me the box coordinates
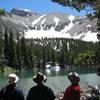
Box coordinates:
[62,72,82,100]
[0,73,24,100]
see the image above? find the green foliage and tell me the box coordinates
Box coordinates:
[23,38,97,68]
[4,28,10,64]
[0,9,12,17]
[16,33,21,69]
[0,32,3,55]
[51,0,100,11]
[8,30,17,68]
[95,50,100,64]
[97,20,100,31]
[86,13,95,20]
[1,29,99,70]
[20,37,30,68]
[0,32,3,67]
[0,9,5,16]
[74,51,97,66]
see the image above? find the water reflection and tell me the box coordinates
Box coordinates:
[49,66,60,72]
[45,67,97,77]
[0,67,99,96]
[45,69,51,74]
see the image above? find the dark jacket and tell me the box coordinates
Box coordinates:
[0,84,24,100]
[26,84,55,100]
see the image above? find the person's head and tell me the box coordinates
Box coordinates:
[7,73,19,84]
[33,72,47,84]
[68,72,80,84]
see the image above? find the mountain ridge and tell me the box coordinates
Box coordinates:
[0,8,98,42]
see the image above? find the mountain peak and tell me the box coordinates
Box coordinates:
[0,9,98,42]
[11,8,38,17]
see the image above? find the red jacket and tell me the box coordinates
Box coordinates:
[62,84,81,100]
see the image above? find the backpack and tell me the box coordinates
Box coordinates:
[2,86,18,100]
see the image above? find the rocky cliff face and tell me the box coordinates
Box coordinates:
[11,8,40,17]
[0,8,98,42]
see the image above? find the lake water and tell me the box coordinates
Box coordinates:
[0,67,100,96]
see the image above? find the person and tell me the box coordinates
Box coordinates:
[0,73,24,100]
[62,72,82,100]
[26,72,55,100]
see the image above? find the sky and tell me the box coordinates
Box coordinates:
[0,0,93,16]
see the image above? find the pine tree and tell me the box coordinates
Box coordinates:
[4,28,10,65]
[0,32,3,59]
[46,47,50,62]
[28,43,34,69]
[42,45,46,68]
[0,31,3,71]
[9,30,17,68]
[95,41,100,65]
[16,32,21,69]
[20,36,30,69]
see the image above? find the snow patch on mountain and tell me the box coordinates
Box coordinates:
[54,17,60,26]
[19,8,33,12]
[82,31,98,42]
[41,18,46,25]
[25,27,71,39]
[25,29,98,42]
[68,15,75,21]
[60,15,74,33]
[32,15,46,25]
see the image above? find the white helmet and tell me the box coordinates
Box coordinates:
[68,72,80,83]
[8,73,19,83]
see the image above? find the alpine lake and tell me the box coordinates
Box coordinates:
[0,66,100,96]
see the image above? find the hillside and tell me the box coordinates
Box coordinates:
[0,8,98,42]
